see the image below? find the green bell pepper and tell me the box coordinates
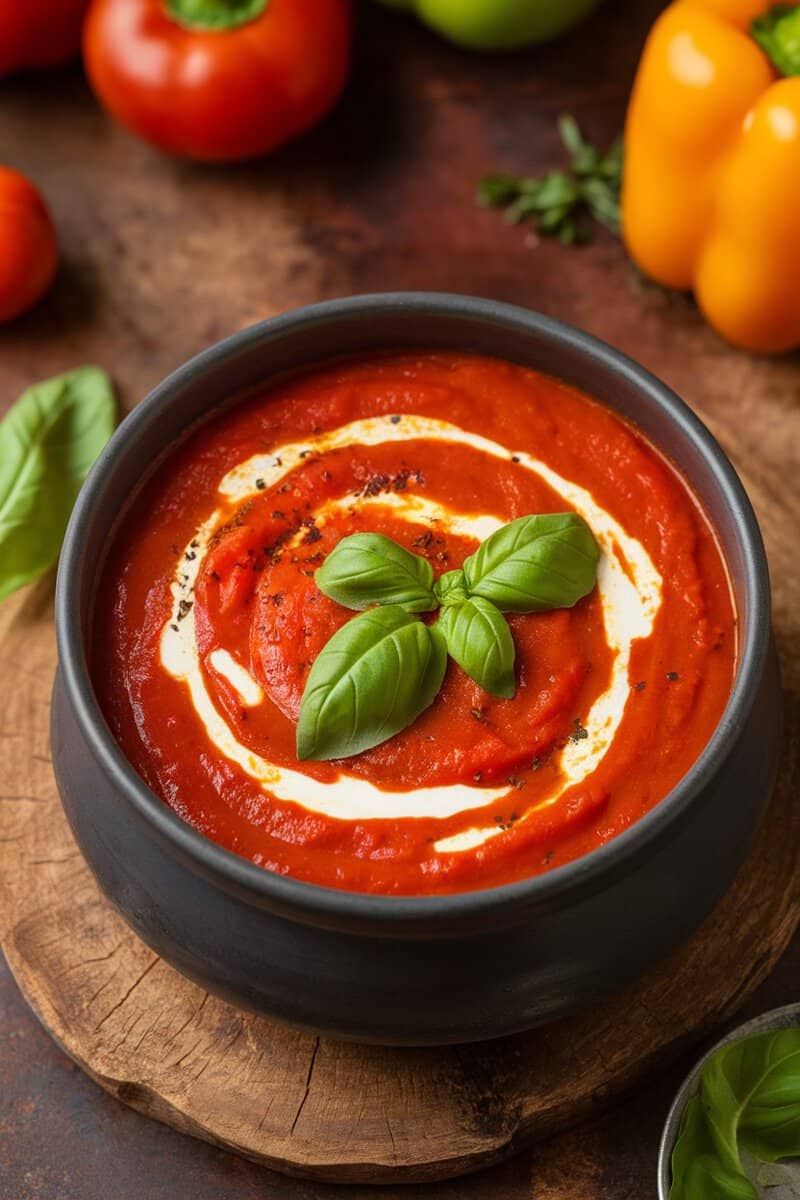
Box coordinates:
[374,0,603,50]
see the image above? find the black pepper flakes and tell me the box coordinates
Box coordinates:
[568,718,589,743]
[666,671,680,681]
[255,478,266,490]
[390,415,402,424]
[362,473,391,497]
[176,599,193,622]
[634,680,647,692]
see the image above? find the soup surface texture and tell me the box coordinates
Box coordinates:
[93,353,736,894]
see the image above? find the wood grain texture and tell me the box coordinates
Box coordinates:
[0,577,797,1183]
[0,0,798,1194]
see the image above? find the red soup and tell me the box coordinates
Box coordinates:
[93,353,737,895]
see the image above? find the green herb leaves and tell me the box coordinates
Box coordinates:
[315,532,437,612]
[0,367,115,603]
[478,115,623,246]
[463,514,601,612]
[437,596,516,699]
[296,510,600,761]
[670,1028,800,1200]
[296,606,447,762]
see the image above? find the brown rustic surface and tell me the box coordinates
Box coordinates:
[1,0,799,1196]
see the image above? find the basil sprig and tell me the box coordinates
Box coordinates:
[315,532,437,612]
[0,367,116,602]
[670,1028,800,1199]
[296,606,447,761]
[437,595,516,699]
[463,513,600,612]
[297,511,599,761]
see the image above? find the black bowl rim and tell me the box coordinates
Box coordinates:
[55,292,771,928]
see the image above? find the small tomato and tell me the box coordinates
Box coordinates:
[0,169,58,324]
[82,0,352,162]
[375,0,602,50]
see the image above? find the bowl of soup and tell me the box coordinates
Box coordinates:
[51,293,781,1044]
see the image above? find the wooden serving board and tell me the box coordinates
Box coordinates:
[0,577,798,1184]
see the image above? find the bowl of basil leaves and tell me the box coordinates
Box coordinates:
[659,1004,800,1199]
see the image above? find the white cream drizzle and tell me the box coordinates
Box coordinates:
[209,649,264,707]
[160,415,663,846]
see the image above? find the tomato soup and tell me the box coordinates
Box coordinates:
[93,353,736,895]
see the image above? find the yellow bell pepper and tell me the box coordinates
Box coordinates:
[623,0,800,352]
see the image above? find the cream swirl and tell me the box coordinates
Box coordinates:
[159,415,663,848]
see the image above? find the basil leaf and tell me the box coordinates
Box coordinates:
[437,596,515,699]
[315,532,437,613]
[462,512,600,613]
[669,1029,800,1200]
[434,568,468,606]
[296,605,447,761]
[670,1096,754,1200]
[0,367,115,602]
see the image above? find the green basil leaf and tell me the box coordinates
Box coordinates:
[0,367,115,603]
[437,596,515,699]
[669,1029,800,1200]
[434,568,468,606]
[296,605,447,761]
[315,532,437,613]
[462,512,600,613]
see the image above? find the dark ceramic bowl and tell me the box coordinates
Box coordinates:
[52,294,781,1045]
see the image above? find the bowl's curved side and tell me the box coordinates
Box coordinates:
[53,294,775,940]
[51,637,781,1043]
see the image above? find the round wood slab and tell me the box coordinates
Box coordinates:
[1,580,798,1185]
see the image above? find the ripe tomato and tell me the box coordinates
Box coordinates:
[0,169,58,324]
[0,1,89,75]
[82,0,352,162]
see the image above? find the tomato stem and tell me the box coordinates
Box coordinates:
[165,0,268,32]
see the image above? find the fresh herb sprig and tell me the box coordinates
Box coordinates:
[670,1028,800,1199]
[0,367,116,602]
[478,115,623,246]
[296,514,600,761]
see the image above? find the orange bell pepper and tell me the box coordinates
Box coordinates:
[623,0,800,352]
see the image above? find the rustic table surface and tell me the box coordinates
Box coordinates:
[1,1,799,1196]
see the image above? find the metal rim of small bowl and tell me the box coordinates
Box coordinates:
[657,1003,800,1198]
[54,292,772,929]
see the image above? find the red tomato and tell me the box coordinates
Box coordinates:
[82,0,352,162]
[0,1,88,75]
[0,169,58,323]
